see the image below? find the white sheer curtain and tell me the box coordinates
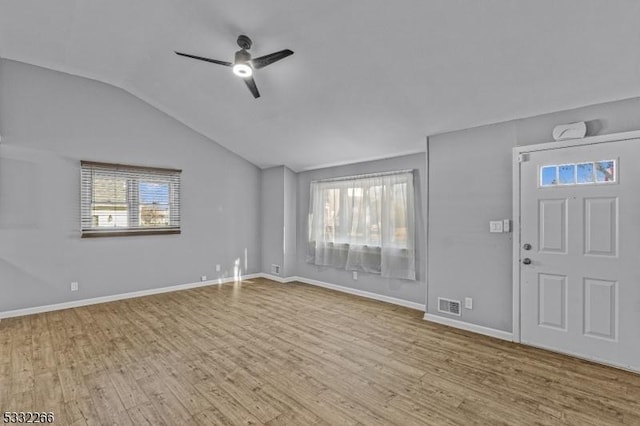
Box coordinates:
[306,170,415,280]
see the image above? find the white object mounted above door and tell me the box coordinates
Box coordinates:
[552,121,587,141]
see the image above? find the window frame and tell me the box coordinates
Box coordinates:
[307,169,416,280]
[80,161,181,238]
[539,159,617,188]
[309,173,412,250]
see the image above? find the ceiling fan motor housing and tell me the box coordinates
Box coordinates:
[234,49,252,65]
[237,35,252,50]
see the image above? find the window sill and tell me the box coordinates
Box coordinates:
[81,228,181,238]
[310,242,409,251]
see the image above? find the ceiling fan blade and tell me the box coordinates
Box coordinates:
[251,49,294,69]
[175,51,232,67]
[244,76,260,98]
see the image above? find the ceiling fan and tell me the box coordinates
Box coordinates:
[175,35,293,99]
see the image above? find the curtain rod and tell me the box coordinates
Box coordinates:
[311,169,414,184]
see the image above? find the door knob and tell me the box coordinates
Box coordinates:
[523,243,532,250]
[522,258,532,265]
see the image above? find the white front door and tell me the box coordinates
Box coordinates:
[520,138,640,371]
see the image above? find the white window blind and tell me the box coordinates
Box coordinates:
[307,169,416,280]
[80,161,181,237]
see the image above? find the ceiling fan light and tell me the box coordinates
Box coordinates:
[233,63,253,77]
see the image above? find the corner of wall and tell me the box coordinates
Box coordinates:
[260,165,298,278]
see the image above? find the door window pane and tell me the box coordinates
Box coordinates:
[595,160,616,183]
[577,163,594,184]
[541,166,557,187]
[558,164,576,185]
[541,160,616,187]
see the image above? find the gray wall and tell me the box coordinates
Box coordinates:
[5,57,638,326]
[296,153,427,305]
[428,97,640,332]
[260,165,297,277]
[260,166,285,275]
[283,167,297,278]
[0,59,262,313]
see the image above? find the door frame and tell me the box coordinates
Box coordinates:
[511,129,640,343]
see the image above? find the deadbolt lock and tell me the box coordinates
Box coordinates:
[523,243,532,250]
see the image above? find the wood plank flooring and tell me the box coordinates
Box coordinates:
[1,277,639,425]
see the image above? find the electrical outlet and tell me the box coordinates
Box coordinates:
[70,281,79,292]
[271,264,281,275]
[489,221,503,233]
[465,297,473,309]
[201,275,207,282]
[215,264,221,272]
[352,271,358,280]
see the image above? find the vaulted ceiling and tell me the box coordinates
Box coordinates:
[2,1,639,171]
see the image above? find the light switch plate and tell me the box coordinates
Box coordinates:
[489,221,503,233]
[503,219,511,233]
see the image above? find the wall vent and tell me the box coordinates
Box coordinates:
[271,264,281,275]
[438,297,461,316]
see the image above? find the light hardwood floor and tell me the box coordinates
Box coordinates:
[1,277,639,425]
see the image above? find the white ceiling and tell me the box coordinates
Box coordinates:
[2,1,640,171]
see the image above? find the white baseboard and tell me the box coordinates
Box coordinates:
[1,272,510,345]
[0,273,262,320]
[1,272,424,319]
[423,313,513,342]
[258,273,297,284]
[283,275,426,311]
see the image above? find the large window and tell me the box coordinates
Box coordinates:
[81,161,181,237]
[307,170,415,280]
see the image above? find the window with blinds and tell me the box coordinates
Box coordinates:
[80,161,181,237]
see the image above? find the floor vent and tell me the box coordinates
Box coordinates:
[438,297,461,316]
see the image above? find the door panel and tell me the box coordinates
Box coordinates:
[520,139,640,371]
[583,278,617,340]
[584,197,617,256]
[538,199,567,253]
[538,273,567,330]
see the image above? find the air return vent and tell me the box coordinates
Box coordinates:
[438,297,461,316]
[271,264,281,275]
